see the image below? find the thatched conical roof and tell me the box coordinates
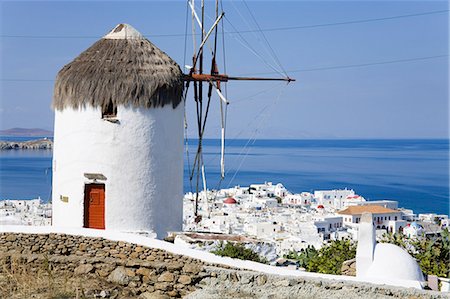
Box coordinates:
[53,23,183,111]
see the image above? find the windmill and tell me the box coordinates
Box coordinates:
[181,0,295,220]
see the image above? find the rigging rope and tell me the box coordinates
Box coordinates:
[227,83,286,188]
[183,1,194,193]
[242,0,289,77]
[223,15,286,77]
[230,1,287,78]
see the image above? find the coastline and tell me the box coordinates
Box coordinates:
[0,138,53,150]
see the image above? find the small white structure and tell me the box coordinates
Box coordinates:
[403,222,425,238]
[314,189,363,209]
[244,221,282,239]
[283,192,312,206]
[51,24,184,238]
[356,212,425,289]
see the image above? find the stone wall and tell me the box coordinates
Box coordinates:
[0,233,446,299]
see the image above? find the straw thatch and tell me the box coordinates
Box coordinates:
[53,32,183,111]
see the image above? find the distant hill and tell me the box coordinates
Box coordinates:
[0,128,53,137]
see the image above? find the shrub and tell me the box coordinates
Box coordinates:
[211,241,268,264]
[285,246,318,269]
[286,239,356,275]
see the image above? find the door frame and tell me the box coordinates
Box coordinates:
[83,183,105,229]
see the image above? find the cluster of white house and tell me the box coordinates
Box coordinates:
[0,198,52,226]
[183,182,448,255]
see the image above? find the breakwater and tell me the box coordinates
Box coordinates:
[0,139,53,150]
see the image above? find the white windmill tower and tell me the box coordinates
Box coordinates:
[51,23,184,238]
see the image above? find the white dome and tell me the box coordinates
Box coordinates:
[365,243,424,282]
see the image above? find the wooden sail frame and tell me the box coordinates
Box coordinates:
[182,0,295,218]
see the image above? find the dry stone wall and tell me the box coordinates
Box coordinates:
[0,233,447,299]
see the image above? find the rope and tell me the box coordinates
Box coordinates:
[183,1,189,70]
[230,1,286,77]
[242,0,288,77]
[184,98,194,193]
[227,83,286,187]
[202,82,283,172]
[223,15,285,77]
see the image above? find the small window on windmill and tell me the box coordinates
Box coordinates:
[102,100,118,121]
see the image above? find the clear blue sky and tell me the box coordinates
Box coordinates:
[0,0,448,139]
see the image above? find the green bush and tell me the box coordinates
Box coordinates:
[211,242,268,264]
[382,228,449,278]
[286,239,356,275]
[285,246,318,268]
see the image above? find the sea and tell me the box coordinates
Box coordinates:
[0,137,448,215]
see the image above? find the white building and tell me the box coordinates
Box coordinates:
[254,197,278,209]
[51,24,184,238]
[244,221,282,239]
[313,216,344,240]
[0,198,52,226]
[338,205,405,237]
[403,222,425,238]
[249,182,287,198]
[418,213,448,224]
[314,189,365,210]
[283,192,313,206]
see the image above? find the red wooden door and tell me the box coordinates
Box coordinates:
[84,184,105,229]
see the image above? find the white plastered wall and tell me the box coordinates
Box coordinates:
[52,104,184,238]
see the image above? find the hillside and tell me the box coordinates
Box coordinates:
[0,128,53,137]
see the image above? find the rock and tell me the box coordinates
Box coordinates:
[158,272,175,283]
[126,268,136,277]
[341,258,356,276]
[166,261,184,271]
[167,290,178,297]
[140,292,169,299]
[137,267,152,277]
[239,274,253,284]
[96,269,111,277]
[178,275,192,285]
[74,263,94,275]
[183,264,201,274]
[229,272,239,282]
[6,235,16,242]
[154,282,171,291]
[274,279,292,287]
[130,252,140,259]
[117,253,127,259]
[108,266,130,285]
[149,262,167,271]
[128,281,139,288]
[99,290,110,298]
[256,275,267,286]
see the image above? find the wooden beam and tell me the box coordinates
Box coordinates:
[183,73,295,82]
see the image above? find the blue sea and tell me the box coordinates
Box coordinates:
[0,137,448,215]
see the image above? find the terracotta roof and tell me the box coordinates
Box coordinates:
[317,205,325,209]
[223,197,237,204]
[337,205,399,215]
